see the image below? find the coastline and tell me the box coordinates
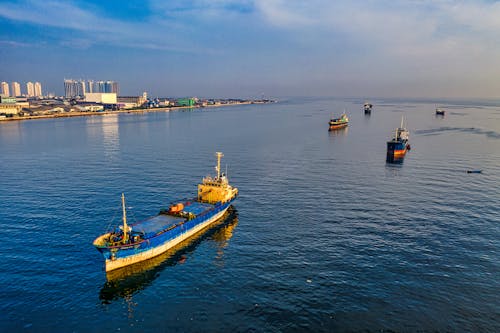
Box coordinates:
[0,100,270,122]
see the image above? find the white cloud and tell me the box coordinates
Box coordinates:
[0,0,499,97]
[0,0,106,31]
[253,0,314,27]
[0,0,221,53]
[0,40,33,47]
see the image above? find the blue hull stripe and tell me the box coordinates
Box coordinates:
[98,200,233,266]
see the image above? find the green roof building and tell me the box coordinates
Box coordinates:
[177,98,195,107]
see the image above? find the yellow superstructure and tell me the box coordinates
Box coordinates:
[198,152,238,204]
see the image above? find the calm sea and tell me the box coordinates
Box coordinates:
[0,97,499,332]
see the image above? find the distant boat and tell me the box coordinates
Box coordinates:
[435,108,445,116]
[93,152,238,272]
[364,102,373,114]
[387,117,410,163]
[466,170,482,174]
[328,113,349,131]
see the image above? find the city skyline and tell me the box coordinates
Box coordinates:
[1,1,500,99]
[0,80,43,97]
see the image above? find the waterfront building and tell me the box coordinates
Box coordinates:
[34,82,42,97]
[84,93,117,104]
[11,82,21,97]
[0,96,16,103]
[26,82,34,97]
[177,97,196,107]
[159,99,171,107]
[117,95,147,109]
[75,103,104,112]
[0,96,22,115]
[1,82,9,96]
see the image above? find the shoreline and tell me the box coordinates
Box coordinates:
[0,101,271,122]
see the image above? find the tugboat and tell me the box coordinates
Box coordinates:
[435,108,445,116]
[93,152,238,272]
[364,102,373,114]
[386,117,410,163]
[328,113,349,131]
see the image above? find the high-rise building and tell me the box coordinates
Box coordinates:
[64,79,119,98]
[11,82,21,97]
[96,81,105,93]
[87,80,94,93]
[34,82,42,97]
[1,82,9,96]
[26,82,34,97]
[110,81,119,94]
[64,79,86,98]
[104,81,119,94]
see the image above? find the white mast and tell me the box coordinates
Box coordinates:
[215,152,223,179]
[121,193,129,243]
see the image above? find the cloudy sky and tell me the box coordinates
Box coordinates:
[1,0,499,99]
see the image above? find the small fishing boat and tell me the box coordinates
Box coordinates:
[364,102,373,114]
[93,152,238,272]
[435,108,445,115]
[387,117,410,162]
[328,113,349,131]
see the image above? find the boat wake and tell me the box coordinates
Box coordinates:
[415,127,500,139]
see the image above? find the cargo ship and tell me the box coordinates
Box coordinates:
[93,152,238,272]
[100,207,238,293]
[364,102,373,114]
[386,117,410,162]
[328,113,349,131]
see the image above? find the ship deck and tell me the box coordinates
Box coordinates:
[131,215,184,238]
[182,201,214,216]
[129,201,215,239]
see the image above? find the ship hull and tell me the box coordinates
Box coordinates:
[386,141,408,162]
[97,200,233,272]
[328,122,348,131]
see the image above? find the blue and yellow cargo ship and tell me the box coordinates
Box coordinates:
[93,152,238,272]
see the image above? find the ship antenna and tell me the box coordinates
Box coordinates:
[121,193,129,244]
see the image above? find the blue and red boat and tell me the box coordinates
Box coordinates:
[93,152,238,272]
[386,117,410,163]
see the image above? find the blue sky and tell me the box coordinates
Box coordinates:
[1,0,499,98]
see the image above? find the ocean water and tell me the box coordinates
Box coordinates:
[0,97,498,332]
